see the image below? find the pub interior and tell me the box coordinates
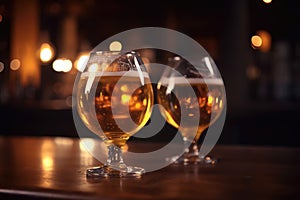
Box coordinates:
[1,0,300,146]
[0,0,300,199]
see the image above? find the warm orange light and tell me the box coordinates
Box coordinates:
[53,59,63,72]
[0,14,3,23]
[120,85,129,92]
[54,137,74,146]
[207,95,213,106]
[40,43,54,63]
[74,52,89,72]
[10,59,21,71]
[0,62,4,73]
[135,102,141,109]
[219,100,223,109]
[143,98,147,106]
[262,0,272,4]
[121,144,128,152]
[257,30,272,52]
[251,30,272,52]
[42,156,53,170]
[62,59,72,72]
[52,58,72,72]
[251,35,263,49]
[80,138,96,152]
[109,41,122,51]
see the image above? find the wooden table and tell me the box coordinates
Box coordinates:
[0,136,299,199]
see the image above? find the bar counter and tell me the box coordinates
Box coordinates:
[0,136,299,199]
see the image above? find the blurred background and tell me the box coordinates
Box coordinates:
[0,0,300,146]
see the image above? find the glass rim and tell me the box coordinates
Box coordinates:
[89,50,139,56]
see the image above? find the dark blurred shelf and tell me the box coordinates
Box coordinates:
[1,100,300,147]
[222,100,300,147]
[0,102,77,138]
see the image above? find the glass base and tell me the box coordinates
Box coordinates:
[86,165,145,178]
[166,154,218,166]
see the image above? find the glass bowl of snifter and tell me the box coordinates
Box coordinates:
[75,51,154,177]
[157,55,225,165]
[74,49,226,177]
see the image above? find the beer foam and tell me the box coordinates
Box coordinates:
[81,71,149,78]
[160,77,223,85]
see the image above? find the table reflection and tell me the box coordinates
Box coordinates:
[0,137,299,200]
[79,138,98,166]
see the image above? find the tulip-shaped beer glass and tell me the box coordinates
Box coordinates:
[75,51,153,177]
[157,55,225,165]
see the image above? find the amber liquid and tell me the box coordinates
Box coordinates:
[157,78,224,141]
[77,72,153,147]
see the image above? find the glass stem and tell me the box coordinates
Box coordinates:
[107,145,126,170]
[183,138,199,157]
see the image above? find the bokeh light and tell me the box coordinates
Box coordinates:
[0,62,4,72]
[256,30,272,52]
[74,52,89,72]
[251,30,272,52]
[251,35,263,49]
[40,43,55,63]
[10,59,21,71]
[52,58,72,72]
[262,0,272,4]
[109,41,122,51]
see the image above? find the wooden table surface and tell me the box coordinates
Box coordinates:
[0,136,299,200]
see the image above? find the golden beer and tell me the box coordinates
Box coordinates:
[157,78,224,141]
[77,71,153,147]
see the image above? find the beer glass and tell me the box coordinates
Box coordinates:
[157,55,225,165]
[75,51,153,177]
